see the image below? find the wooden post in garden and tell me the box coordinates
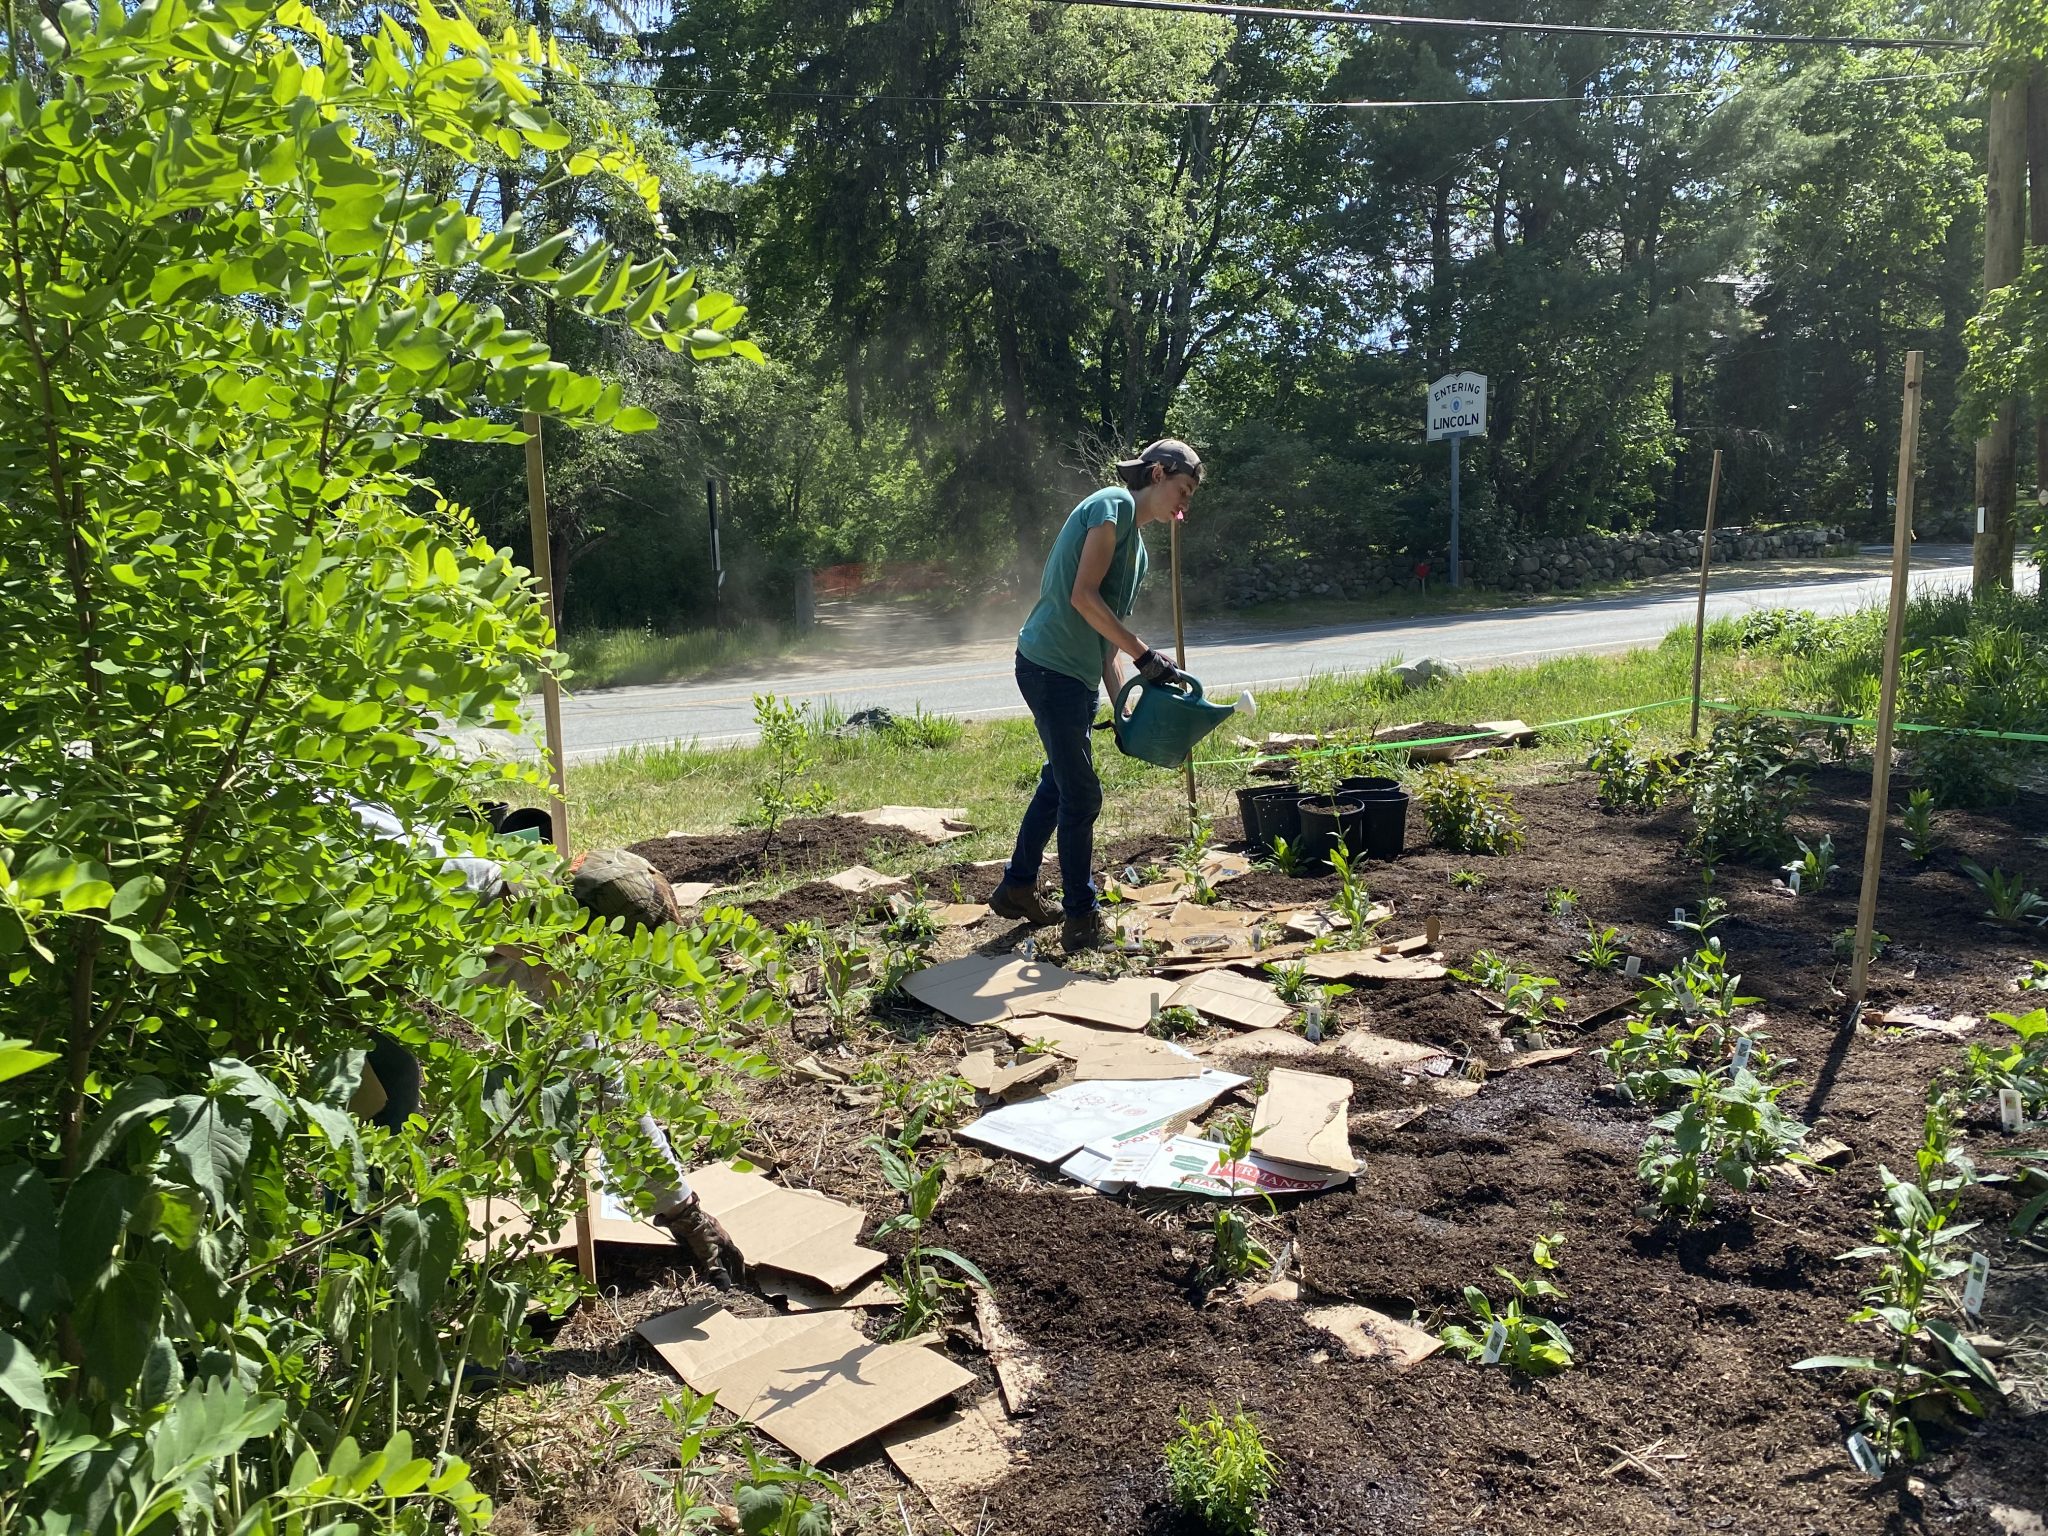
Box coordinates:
[1688,448,1724,739]
[1849,351,1924,1008]
[1170,518,1197,822]
[524,411,573,863]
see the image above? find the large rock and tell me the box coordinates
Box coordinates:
[1394,657,1467,691]
[570,847,681,933]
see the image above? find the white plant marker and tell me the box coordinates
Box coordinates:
[1624,954,1642,979]
[1150,992,1162,1024]
[1020,936,1036,963]
[1963,1252,1990,1317]
[1123,865,1139,886]
[1788,867,1802,895]
[1672,907,1687,925]
[1730,1035,1754,1076]
[1303,1001,1324,1043]
[1481,1319,1508,1365]
[1999,1087,2025,1132]
[1846,1430,1883,1478]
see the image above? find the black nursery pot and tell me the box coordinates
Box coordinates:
[1337,774,1402,800]
[1296,796,1363,871]
[1356,791,1410,860]
[1239,784,1303,855]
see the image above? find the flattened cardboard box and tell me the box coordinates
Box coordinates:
[903,953,1081,1026]
[1035,975,1172,1031]
[1170,969,1292,1031]
[880,1395,1023,1535]
[1250,1068,1355,1174]
[640,1302,975,1464]
[686,1162,886,1292]
[847,805,974,843]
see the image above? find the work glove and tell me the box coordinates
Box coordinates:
[1134,648,1190,692]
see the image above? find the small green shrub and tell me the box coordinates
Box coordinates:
[865,1140,992,1340]
[1415,766,1525,855]
[742,693,834,837]
[1687,712,1812,863]
[1586,716,1677,813]
[1963,862,2048,925]
[1639,1068,1813,1221]
[1898,788,1941,862]
[1163,1408,1278,1536]
[1960,1008,2048,1118]
[1786,835,1839,894]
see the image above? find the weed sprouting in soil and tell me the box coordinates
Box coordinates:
[865,1139,992,1341]
[1440,1233,1575,1376]
[850,1053,974,1139]
[1162,1407,1278,1536]
[1795,1094,2001,1472]
[1415,765,1526,855]
[884,704,965,751]
[649,1388,843,1535]
[1899,788,1942,862]
[1833,926,1891,961]
[1962,862,2048,925]
[1450,869,1484,891]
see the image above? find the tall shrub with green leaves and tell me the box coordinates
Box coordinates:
[0,1,772,1529]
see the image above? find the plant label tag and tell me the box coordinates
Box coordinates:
[1845,1430,1884,1479]
[1999,1087,2025,1131]
[1150,992,1162,1023]
[1672,907,1686,925]
[1623,955,1641,978]
[1019,937,1036,962]
[1788,868,1802,894]
[1481,1320,1507,1365]
[1963,1251,1990,1316]
[1303,1002,1324,1043]
[1730,1036,1754,1075]
[1123,866,1139,886]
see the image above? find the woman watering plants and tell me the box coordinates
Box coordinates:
[989,439,1203,951]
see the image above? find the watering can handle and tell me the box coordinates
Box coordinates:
[1114,671,1204,722]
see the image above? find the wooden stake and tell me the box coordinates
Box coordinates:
[1849,352,1924,1007]
[1170,517,1196,821]
[524,412,571,860]
[1688,447,1723,739]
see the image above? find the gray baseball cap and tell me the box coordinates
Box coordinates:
[1115,438,1204,484]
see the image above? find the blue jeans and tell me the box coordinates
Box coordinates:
[1005,651,1102,918]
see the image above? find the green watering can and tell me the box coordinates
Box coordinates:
[1111,673,1254,769]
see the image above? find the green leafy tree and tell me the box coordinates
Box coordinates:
[0,0,771,1526]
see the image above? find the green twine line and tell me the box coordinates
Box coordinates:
[1192,694,2048,770]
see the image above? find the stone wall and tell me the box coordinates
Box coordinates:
[1220,524,1847,607]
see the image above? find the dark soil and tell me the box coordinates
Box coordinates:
[1374,719,1485,744]
[627,814,926,885]
[552,767,2048,1536]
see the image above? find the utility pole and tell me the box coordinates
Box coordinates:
[705,477,725,626]
[1975,83,2026,594]
[2030,61,2048,596]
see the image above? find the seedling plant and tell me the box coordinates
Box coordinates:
[743,692,834,841]
[1786,835,1838,893]
[1415,765,1525,855]
[1263,960,1352,1011]
[1201,1115,1275,1288]
[1638,1066,1813,1221]
[1575,923,1626,972]
[1150,1004,1204,1039]
[850,1054,974,1138]
[1324,844,1386,948]
[1264,835,1307,877]
[651,1388,843,1536]
[1543,886,1580,917]
[1586,716,1676,813]
[1449,869,1484,891]
[864,1138,993,1340]
[1963,863,2048,925]
[1960,1008,2048,1119]
[1162,1407,1278,1536]
[1453,949,1566,1037]
[1899,789,1941,862]
[1833,927,1891,962]
[1439,1233,1575,1376]
[2018,959,2048,993]
[1795,1096,2001,1471]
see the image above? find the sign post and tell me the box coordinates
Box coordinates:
[1427,371,1488,588]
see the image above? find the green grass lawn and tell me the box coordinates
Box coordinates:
[560,620,813,691]
[565,624,1794,866]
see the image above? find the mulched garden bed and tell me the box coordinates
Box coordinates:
[510,766,2048,1536]
[627,814,927,886]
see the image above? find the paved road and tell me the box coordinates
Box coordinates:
[515,547,2006,758]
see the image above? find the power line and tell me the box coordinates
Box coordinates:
[583,63,1979,113]
[1044,0,1979,51]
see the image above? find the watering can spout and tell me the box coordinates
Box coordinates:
[1111,673,1244,769]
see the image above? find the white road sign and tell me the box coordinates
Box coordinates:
[1427,371,1487,442]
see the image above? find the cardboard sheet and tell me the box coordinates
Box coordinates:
[848,805,974,843]
[1868,1006,1981,1038]
[1197,1027,1321,1059]
[996,1015,1129,1056]
[955,1048,1059,1099]
[1134,1135,1352,1198]
[1324,1032,1457,1073]
[973,1290,1047,1416]
[880,1395,1022,1535]
[930,902,991,928]
[959,1069,1246,1165]
[686,1162,887,1292]
[1171,969,1292,1031]
[1300,950,1447,983]
[670,880,720,909]
[586,1163,684,1248]
[639,1303,975,1464]
[1036,975,1173,1031]
[825,864,906,895]
[464,1194,576,1263]
[1250,1069,1355,1174]
[903,953,1081,1026]
[1070,1036,1204,1081]
[1303,1304,1443,1367]
[758,1273,899,1312]
[1147,902,1264,959]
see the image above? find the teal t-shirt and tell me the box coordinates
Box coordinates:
[1017,487,1149,687]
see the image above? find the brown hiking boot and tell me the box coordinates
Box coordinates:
[652,1194,738,1290]
[1060,909,1112,952]
[989,880,1059,926]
